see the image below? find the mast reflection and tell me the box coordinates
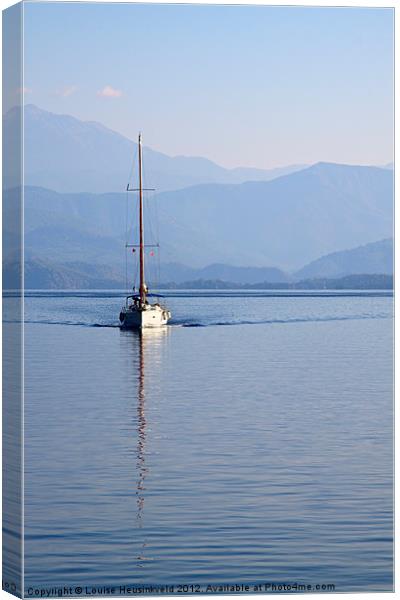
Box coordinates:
[121,327,168,564]
[136,330,147,521]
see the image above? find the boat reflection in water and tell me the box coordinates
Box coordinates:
[119,326,169,566]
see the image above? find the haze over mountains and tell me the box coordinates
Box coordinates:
[4,105,305,193]
[153,162,393,269]
[3,105,394,288]
[295,238,393,280]
[4,240,393,290]
[14,161,393,269]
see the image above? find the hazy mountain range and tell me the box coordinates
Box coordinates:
[3,105,393,288]
[159,274,393,291]
[4,105,305,193]
[3,238,393,290]
[9,160,392,271]
[295,238,393,280]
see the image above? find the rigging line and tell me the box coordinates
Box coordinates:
[125,189,128,292]
[131,195,139,291]
[146,195,157,257]
[126,142,139,291]
[147,192,160,293]
[132,144,140,229]
[142,148,161,292]
[157,243,161,293]
[142,151,158,244]
[155,190,161,292]
[142,157,159,289]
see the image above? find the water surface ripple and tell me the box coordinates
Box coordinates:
[18,291,393,592]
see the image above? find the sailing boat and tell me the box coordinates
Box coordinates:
[119,134,171,329]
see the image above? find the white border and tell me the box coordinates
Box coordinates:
[0,2,396,600]
[21,1,25,596]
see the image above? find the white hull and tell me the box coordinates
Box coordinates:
[120,302,170,329]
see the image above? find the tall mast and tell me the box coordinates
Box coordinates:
[138,133,146,304]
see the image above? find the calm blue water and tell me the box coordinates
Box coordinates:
[16,291,394,593]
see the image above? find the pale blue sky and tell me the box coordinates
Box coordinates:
[23,2,393,169]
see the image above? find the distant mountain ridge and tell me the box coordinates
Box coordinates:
[159,274,393,291]
[158,263,290,284]
[3,236,393,290]
[4,259,124,290]
[3,104,305,193]
[153,162,393,269]
[294,238,393,280]
[4,258,392,291]
[5,160,392,271]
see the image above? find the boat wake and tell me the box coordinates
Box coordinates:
[173,313,391,328]
[9,312,390,329]
[6,319,121,328]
